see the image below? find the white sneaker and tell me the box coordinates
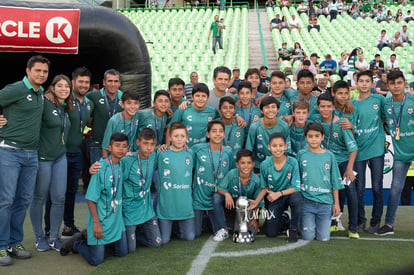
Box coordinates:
[213,228,229,242]
[337,218,346,231]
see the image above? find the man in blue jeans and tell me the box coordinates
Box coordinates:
[378,71,414,235]
[0,55,50,266]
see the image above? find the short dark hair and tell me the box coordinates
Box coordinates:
[260,96,280,110]
[244,68,260,80]
[72,67,92,81]
[207,119,225,132]
[332,80,349,93]
[168,77,185,89]
[390,53,396,58]
[317,92,334,106]
[304,122,324,136]
[269,132,286,144]
[387,70,405,82]
[213,66,231,79]
[302,60,311,66]
[297,69,315,82]
[153,89,171,102]
[270,71,286,82]
[139,128,156,141]
[192,83,210,96]
[356,70,373,82]
[219,96,235,109]
[121,90,140,102]
[27,55,50,70]
[109,132,129,145]
[104,69,120,80]
[237,81,252,93]
[236,149,254,162]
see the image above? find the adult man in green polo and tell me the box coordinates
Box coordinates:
[0,55,50,266]
[208,15,223,55]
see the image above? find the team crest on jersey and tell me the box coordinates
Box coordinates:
[333,130,339,138]
[287,171,292,180]
[199,166,205,172]
[222,159,228,168]
[408,105,413,115]
[87,103,91,111]
[185,156,190,165]
[286,102,291,108]
[373,102,379,110]
[324,161,330,170]
[208,114,213,122]
[235,129,241,138]
[163,169,171,176]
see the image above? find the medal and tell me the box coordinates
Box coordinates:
[395,127,400,140]
[62,133,65,145]
[391,93,407,142]
[111,200,116,213]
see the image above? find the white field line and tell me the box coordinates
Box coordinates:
[331,236,414,242]
[187,236,219,275]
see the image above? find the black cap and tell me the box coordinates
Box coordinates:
[310,53,320,58]
[260,65,268,70]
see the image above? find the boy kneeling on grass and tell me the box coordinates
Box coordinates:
[297,123,344,241]
[60,133,128,266]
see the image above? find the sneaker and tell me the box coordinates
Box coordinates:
[62,226,81,240]
[48,238,62,252]
[282,210,291,233]
[375,225,394,236]
[348,231,360,239]
[8,244,32,259]
[60,232,83,256]
[368,223,380,234]
[357,222,366,233]
[330,225,339,232]
[0,249,12,266]
[288,229,298,243]
[213,228,229,242]
[35,237,51,252]
[337,218,346,231]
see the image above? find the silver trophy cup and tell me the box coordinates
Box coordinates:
[232,196,254,243]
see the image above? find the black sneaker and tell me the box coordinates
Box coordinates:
[375,225,394,236]
[61,226,81,240]
[368,223,380,234]
[288,229,298,243]
[357,222,366,233]
[60,232,83,256]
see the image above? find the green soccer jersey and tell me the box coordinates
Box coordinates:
[38,99,71,161]
[121,151,156,226]
[260,156,301,192]
[192,143,235,210]
[157,148,195,220]
[235,104,262,135]
[290,125,308,156]
[86,88,123,146]
[352,95,386,161]
[210,21,220,37]
[66,94,94,153]
[333,107,355,125]
[348,56,358,72]
[0,77,44,150]
[234,91,265,103]
[169,98,187,113]
[274,95,293,118]
[246,119,291,168]
[85,158,125,245]
[218,168,263,206]
[297,149,344,205]
[101,112,139,152]
[313,117,358,164]
[382,94,414,163]
[138,109,169,146]
[222,120,245,160]
[168,105,220,148]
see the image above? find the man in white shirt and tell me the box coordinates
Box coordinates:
[391,31,404,51]
[404,10,413,22]
[297,1,308,15]
[400,25,412,46]
[289,14,301,32]
[377,29,390,51]
[386,54,400,72]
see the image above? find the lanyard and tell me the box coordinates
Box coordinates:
[104,91,119,118]
[224,119,235,146]
[121,112,135,150]
[57,106,67,145]
[325,115,334,149]
[108,157,121,213]
[238,175,251,197]
[74,93,86,133]
[293,125,304,151]
[136,152,150,192]
[240,104,253,127]
[391,93,407,139]
[208,145,223,191]
[153,108,166,145]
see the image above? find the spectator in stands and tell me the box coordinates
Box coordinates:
[294,59,311,81]
[338,52,349,80]
[357,54,369,71]
[270,14,282,32]
[278,42,292,64]
[347,47,363,86]
[219,0,226,11]
[285,77,295,91]
[320,54,337,75]
[337,0,344,15]
[386,10,394,22]
[280,16,289,31]
[404,10,413,22]
[360,2,371,19]
[386,54,399,71]
[258,66,271,92]
[395,9,403,22]
[309,53,320,76]
[350,3,360,19]
[390,31,403,51]
[291,42,306,64]
[228,67,241,90]
[184,72,199,101]
[375,71,389,96]
[314,75,333,94]
[329,0,338,21]
[377,7,387,22]
[208,15,223,55]
[298,1,308,15]
[321,0,329,16]
[369,54,385,71]
[265,0,275,9]
[316,4,324,17]
[401,25,412,46]
[307,13,320,32]
[371,4,379,18]
[377,29,390,51]
[289,14,301,33]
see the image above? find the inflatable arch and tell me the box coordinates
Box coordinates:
[0,1,152,108]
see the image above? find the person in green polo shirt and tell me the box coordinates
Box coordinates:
[0,55,50,266]
[208,15,223,55]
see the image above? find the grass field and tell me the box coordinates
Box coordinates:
[4,204,414,275]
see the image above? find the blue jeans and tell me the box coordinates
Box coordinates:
[402,38,412,46]
[354,155,384,225]
[64,152,82,227]
[302,200,332,241]
[194,209,218,237]
[265,192,303,237]
[30,155,67,239]
[377,43,390,51]
[212,36,223,54]
[158,218,195,244]
[338,161,358,232]
[90,146,102,165]
[125,216,161,253]
[73,231,127,266]
[385,162,410,226]
[0,147,38,249]
[213,193,228,230]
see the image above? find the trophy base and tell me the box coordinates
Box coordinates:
[232,231,254,243]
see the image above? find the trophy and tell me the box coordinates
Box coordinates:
[232,196,254,243]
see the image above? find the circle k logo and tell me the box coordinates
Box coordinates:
[45,17,72,44]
